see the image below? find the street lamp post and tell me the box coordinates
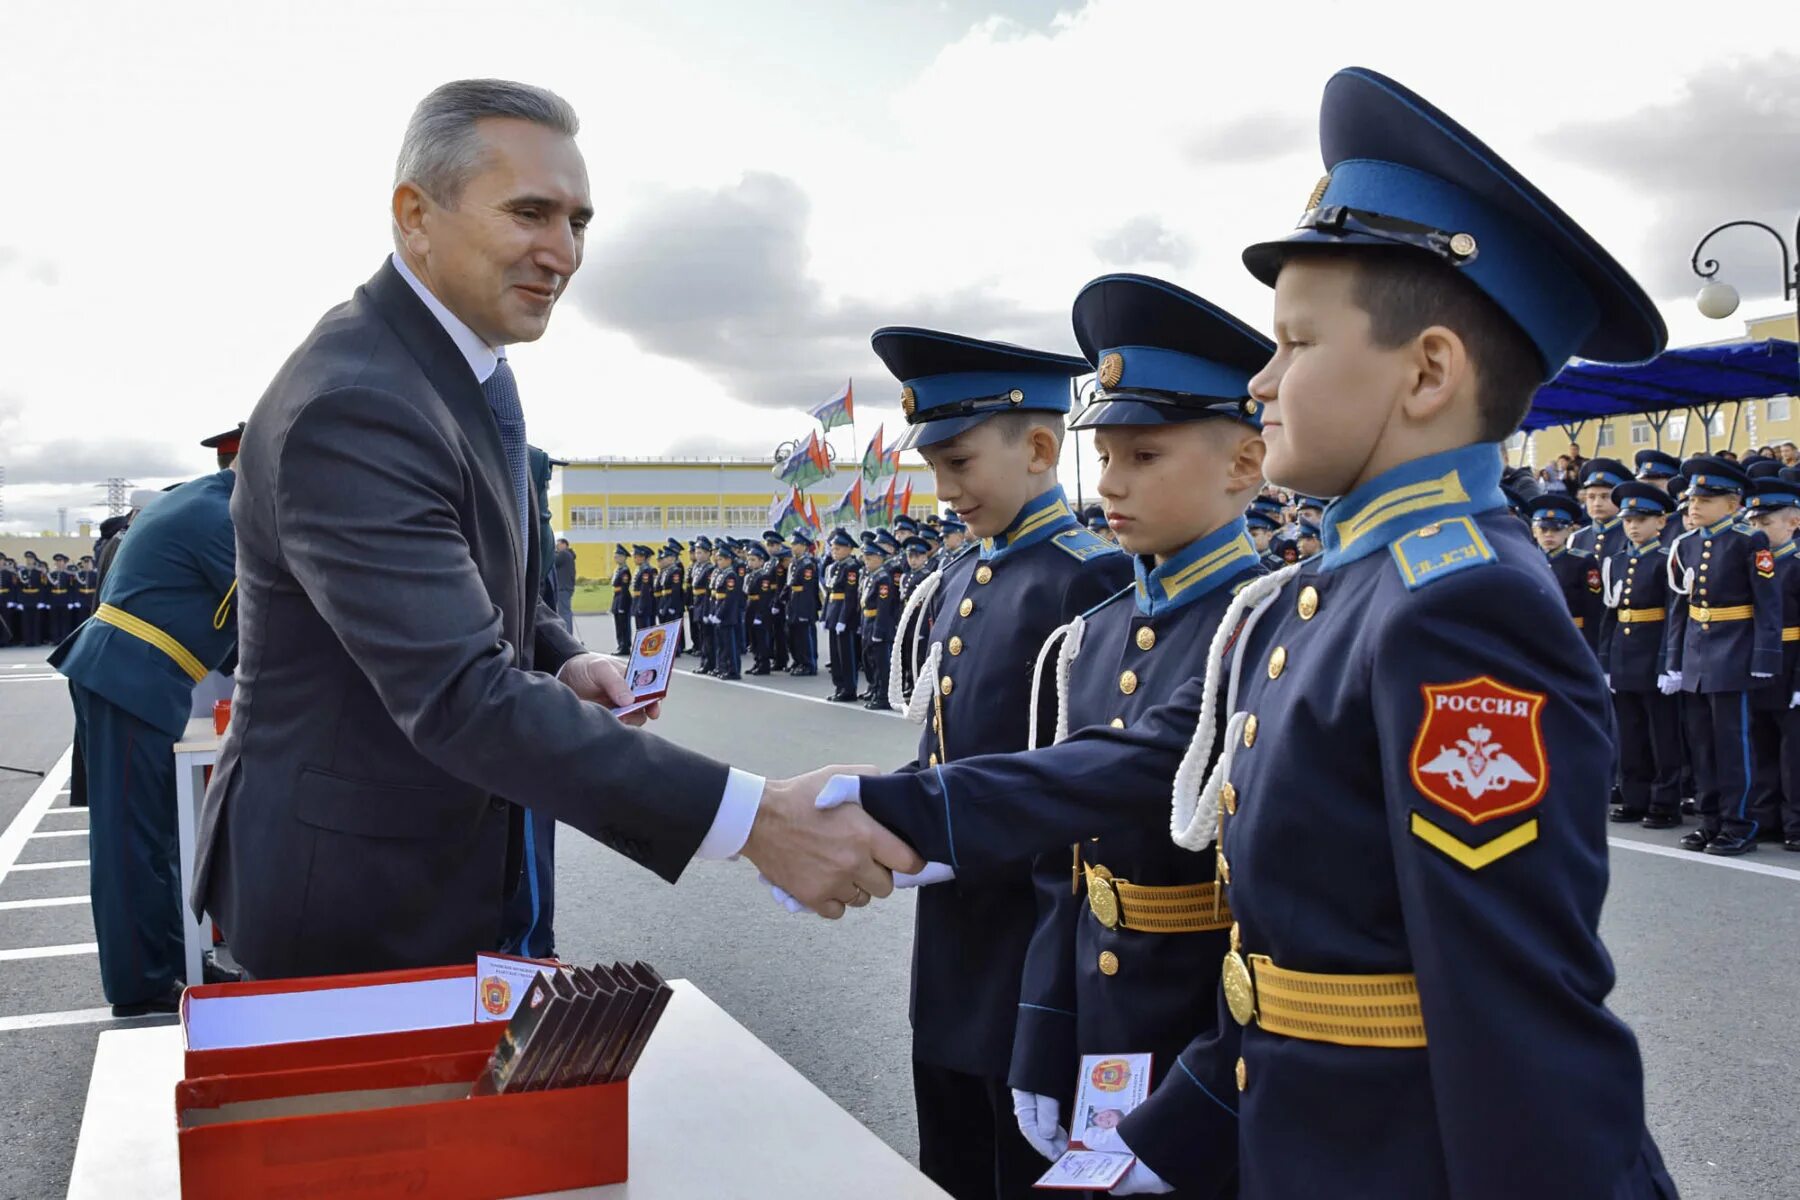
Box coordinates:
[1691,216,1799,450]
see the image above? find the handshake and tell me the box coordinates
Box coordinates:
[739,767,930,919]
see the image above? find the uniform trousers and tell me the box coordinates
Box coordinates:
[829,625,859,695]
[912,1059,1047,1200]
[715,623,742,679]
[789,619,817,672]
[1612,690,1681,816]
[68,682,183,1006]
[771,616,789,670]
[1692,689,1780,841]
[1779,708,1800,839]
[864,638,891,698]
[612,611,631,653]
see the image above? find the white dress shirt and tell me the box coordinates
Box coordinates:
[388,253,764,859]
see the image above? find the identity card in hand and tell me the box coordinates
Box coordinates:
[1035,1052,1154,1190]
[611,621,680,717]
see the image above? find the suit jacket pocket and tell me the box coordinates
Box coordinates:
[293,766,484,841]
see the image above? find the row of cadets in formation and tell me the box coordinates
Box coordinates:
[813,64,1677,1200]
[1527,450,1800,853]
[0,552,100,646]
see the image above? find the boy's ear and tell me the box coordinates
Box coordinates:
[1026,424,1061,474]
[1225,431,1268,495]
[1402,325,1474,424]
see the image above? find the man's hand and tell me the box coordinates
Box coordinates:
[557,652,658,726]
[743,766,924,919]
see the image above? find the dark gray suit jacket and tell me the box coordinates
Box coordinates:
[193,260,728,980]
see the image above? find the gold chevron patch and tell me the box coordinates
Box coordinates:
[1409,811,1539,870]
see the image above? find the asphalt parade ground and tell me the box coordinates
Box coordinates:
[2,616,1799,1198]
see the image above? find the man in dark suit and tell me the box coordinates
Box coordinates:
[193,79,917,981]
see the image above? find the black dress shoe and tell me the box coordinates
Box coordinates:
[1677,829,1714,852]
[863,698,889,710]
[1784,837,1800,851]
[828,691,856,702]
[1608,806,1646,823]
[1641,812,1682,830]
[1680,799,1698,816]
[747,667,769,676]
[1704,834,1757,856]
[111,982,184,1017]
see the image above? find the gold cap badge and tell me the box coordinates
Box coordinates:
[900,386,917,419]
[1098,352,1124,390]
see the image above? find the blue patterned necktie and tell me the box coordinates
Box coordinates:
[481,357,532,566]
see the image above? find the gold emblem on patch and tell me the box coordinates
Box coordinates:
[1449,232,1477,258]
[1098,352,1124,389]
[1305,173,1331,211]
[900,386,917,419]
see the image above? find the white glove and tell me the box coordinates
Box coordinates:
[896,862,956,887]
[1790,691,1800,710]
[1603,674,1612,691]
[1657,672,1682,695]
[835,622,847,633]
[1753,671,1775,679]
[1111,1152,1174,1195]
[753,618,762,626]
[1011,1090,1069,1162]
[763,777,952,912]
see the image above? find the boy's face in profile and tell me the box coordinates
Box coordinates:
[920,419,1051,540]
[1250,256,1413,498]
[1621,513,1665,547]
[1533,522,1570,552]
[1094,421,1262,560]
[1749,508,1800,548]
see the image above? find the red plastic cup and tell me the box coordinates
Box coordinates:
[213,699,232,735]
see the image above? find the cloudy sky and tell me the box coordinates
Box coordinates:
[2,0,1797,530]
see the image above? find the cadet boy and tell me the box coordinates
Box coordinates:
[707,543,744,679]
[873,325,1130,1200]
[16,553,47,645]
[689,537,715,665]
[1741,474,1800,846]
[1597,483,1682,827]
[860,541,899,709]
[1530,494,1601,650]
[657,541,686,655]
[766,532,791,672]
[1665,455,1782,856]
[1004,274,1272,1194]
[787,532,821,675]
[607,546,632,654]
[630,545,657,635]
[744,543,773,674]
[821,530,862,701]
[1571,457,1630,560]
[844,67,1676,1198]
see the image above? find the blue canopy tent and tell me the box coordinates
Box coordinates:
[1521,339,1799,453]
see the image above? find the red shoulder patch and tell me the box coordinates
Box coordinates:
[1756,548,1775,578]
[1409,677,1549,824]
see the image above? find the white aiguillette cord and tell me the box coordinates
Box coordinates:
[1027,614,1086,751]
[1170,564,1299,851]
[888,566,944,719]
[1665,527,1697,596]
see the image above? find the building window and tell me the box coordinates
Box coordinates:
[1630,421,1652,446]
[665,505,719,527]
[568,506,605,529]
[606,505,662,529]
[1666,414,1687,441]
[1769,397,1792,423]
[1595,423,1615,448]
[1708,411,1727,438]
[722,507,767,527]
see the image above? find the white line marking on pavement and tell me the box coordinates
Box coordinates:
[674,667,903,717]
[37,808,88,822]
[7,860,86,873]
[0,895,89,911]
[0,1007,171,1034]
[27,829,87,839]
[0,745,73,883]
[1610,837,1800,882]
[0,941,98,962]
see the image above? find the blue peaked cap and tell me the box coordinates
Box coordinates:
[1528,494,1582,525]
[1612,481,1676,516]
[1243,68,1666,379]
[1068,274,1272,431]
[872,327,1087,452]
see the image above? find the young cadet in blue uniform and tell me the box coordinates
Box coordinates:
[708,543,744,679]
[76,556,100,618]
[14,555,45,645]
[765,531,791,672]
[1571,457,1630,561]
[0,556,17,645]
[1749,469,1800,850]
[1665,455,1782,856]
[874,325,1130,1200]
[861,542,900,709]
[47,555,76,644]
[1004,274,1272,1193]
[842,67,1676,1199]
[607,546,632,653]
[689,537,714,666]
[50,470,239,1014]
[744,543,773,674]
[1531,494,1602,651]
[657,541,686,654]
[1245,508,1281,568]
[627,545,655,635]
[1598,483,1683,827]
[786,531,821,675]
[821,530,862,701]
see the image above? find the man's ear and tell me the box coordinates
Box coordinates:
[1026,424,1061,474]
[1402,325,1473,424]
[392,183,432,259]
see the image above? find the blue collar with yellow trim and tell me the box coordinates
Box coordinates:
[1705,514,1736,536]
[1133,518,1260,617]
[1319,442,1506,570]
[980,487,1077,563]
[1777,541,1797,560]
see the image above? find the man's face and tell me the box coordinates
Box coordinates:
[1094,422,1260,559]
[1250,257,1411,497]
[1533,523,1570,552]
[1580,485,1620,521]
[1687,493,1738,526]
[1621,513,1666,546]
[1749,508,1800,547]
[919,420,1043,540]
[399,117,592,346]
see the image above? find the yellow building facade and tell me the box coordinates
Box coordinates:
[549,457,938,580]
[1514,312,1798,469]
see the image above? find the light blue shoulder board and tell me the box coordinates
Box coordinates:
[1389,517,1498,591]
[1051,527,1122,562]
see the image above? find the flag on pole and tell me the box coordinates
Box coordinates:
[767,491,789,530]
[860,425,886,484]
[863,487,887,524]
[884,446,901,478]
[830,476,863,524]
[774,432,831,489]
[898,477,914,521]
[808,380,854,432]
[806,494,822,533]
[885,475,902,523]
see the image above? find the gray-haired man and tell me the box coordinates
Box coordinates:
[194,80,919,980]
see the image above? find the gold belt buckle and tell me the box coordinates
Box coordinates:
[1086,865,1122,930]
[1222,924,1256,1025]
